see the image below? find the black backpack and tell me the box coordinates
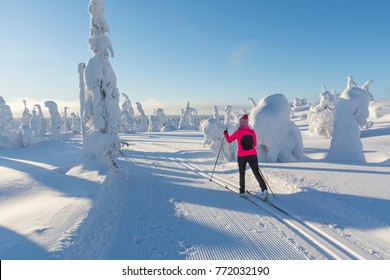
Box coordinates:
[241,135,254,151]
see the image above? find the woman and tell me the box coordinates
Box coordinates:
[223,114,268,201]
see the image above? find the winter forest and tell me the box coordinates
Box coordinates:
[1,0,390,273]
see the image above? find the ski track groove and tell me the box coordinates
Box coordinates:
[172,159,320,259]
[313,206,390,259]
[111,152,310,260]
[264,174,389,259]
[175,200,306,259]
[102,135,380,260]
[174,158,380,260]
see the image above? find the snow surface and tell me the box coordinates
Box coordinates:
[1,103,390,260]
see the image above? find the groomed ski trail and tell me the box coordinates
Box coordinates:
[174,158,377,260]
[66,132,326,259]
[64,131,387,260]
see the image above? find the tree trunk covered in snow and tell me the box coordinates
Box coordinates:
[78,63,86,137]
[82,0,121,168]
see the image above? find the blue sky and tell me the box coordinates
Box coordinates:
[1,0,389,115]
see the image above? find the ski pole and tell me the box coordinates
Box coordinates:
[210,136,224,182]
[258,167,276,198]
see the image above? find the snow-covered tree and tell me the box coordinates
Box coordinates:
[82,0,121,168]
[34,104,47,134]
[120,93,137,132]
[292,97,308,107]
[0,96,16,134]
[44,101,62,140]
[21,100,32,126]
[78,63,86,136]
[178,109,189,130]
[148,108,175,132]
[178,102,199,130]
[156,108,177,131]
[0,96,18,148]
[71,113,81,134]
[212,105,219,119]
[63,107,69,133]
[249,94,303,163]
[327,76,372,163]
[135,102,148,132]
[224,105,235,126]
[147,115,159,132]
[29,108,41,136]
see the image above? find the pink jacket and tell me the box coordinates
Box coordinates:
[224,126,258,157]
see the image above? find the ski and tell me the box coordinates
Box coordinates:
[246,190,289,216]
[224,185,259,206]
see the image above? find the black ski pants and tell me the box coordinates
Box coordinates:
[238,155,267,193]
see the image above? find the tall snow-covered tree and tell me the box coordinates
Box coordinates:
[21,100,32,126]
[135,102,148,132]
[0,96,18,148]
[78,63,86,137]
[34,104,47,134]
[44,101,62,140]
[327,76,372,163]
[82,0,121,168]
[120,93,137,132]
[0,96,16,133]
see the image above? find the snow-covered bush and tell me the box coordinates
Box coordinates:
[147,115,159,132]
[308,85,337,137]
[1,97,47,148]
[369,100,390,119]
[148,108,172,132]
[292,97,308,107]
[149,108,177,132]
[17,124,33,147]
[82,0,121,168]
[249,93,303,163]
[308,108,335,137]
[327,76,372,163]
[201,115,237,162]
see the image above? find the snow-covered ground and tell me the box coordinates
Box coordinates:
[1,109,390,260]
